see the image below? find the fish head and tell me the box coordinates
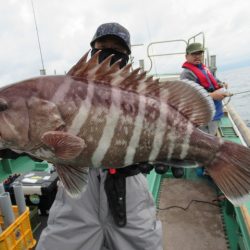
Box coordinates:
[0,77,65,153]
[0,86,30,150]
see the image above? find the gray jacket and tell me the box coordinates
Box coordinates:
[180,68,222,85]
[180,69,197,82]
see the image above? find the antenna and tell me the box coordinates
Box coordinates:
[31,0,46,75]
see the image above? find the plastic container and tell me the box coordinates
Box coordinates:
[0,206,36,250]
[9,171,58,215]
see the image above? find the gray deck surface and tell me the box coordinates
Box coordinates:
[157,178,228,250]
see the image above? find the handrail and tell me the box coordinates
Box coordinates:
[130,43,144,70]
[146,39,188,72]
[226,104,250,147]
[187,31,205,46]
[146,32,210,75]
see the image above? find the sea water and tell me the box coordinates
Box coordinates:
[217,66,250,127]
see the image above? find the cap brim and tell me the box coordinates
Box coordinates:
[188,49,205,54]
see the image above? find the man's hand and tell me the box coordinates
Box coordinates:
[218,81,229,89]
[223,82,229,89]
[210,89,229,100]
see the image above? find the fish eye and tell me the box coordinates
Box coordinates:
[0,98,8,111]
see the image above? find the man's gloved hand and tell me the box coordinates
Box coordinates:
[171,167,184,178]
[137,162,184,177]
[138,162,170,175]
[138,163,154,174]
[154,163,169,175]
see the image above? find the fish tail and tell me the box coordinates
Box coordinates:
[206,140,250,206]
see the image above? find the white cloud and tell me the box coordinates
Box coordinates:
[0,0,250,86]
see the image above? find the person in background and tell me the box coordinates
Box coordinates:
[180,42,229,135]
[180,42,229,176]
[36,22,163,250]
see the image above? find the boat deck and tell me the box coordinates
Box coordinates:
[157,173,228,250]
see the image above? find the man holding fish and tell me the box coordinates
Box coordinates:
[36,22,163,250]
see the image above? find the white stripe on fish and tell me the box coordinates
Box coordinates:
[51,78,72,103]
[68,83,95,135]
[91,88,121,167]
[124,95,146,166]
[167,97,187,160]
[149,98,168,161]
[166,128,177,160]
[180,121,193,159]
[2,114,19,139]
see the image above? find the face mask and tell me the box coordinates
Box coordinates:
[91,48,129,68]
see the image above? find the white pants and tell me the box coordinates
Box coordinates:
[36,169,163,250]
[199,120,219,136]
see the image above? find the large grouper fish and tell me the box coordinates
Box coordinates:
[0,51,250,205]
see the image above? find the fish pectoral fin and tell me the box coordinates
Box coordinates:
[55,164,88,197]
[41,131,86,160]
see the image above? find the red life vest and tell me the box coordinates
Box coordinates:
[182,62,220,90]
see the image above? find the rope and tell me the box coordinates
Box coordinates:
[157,199,220,211]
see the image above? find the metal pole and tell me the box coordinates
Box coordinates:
[0,192,15,228]
[0,186,3,233]
[31,0,46,75]
[139,59,145,72]
[0,183,4,218]
[13,182,26,214]
[0,183,5,194]
[210,55,217,76]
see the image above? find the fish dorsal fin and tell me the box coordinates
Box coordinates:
[145,75,154,83]
[67,50,101,78]
[145,79,215,126]
[137,71,147,81]
[94,54,114,80]
[67,51,214,126]
[102,63,133,88]
[95,59,123,82]
[78,51,101,78]
[116,68,141,89]
[67,51,89,77]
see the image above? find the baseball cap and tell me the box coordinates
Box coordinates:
[186,43,205,54]
[90,22,131,54]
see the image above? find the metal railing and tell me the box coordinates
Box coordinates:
[146,39,188,72]
[145,32,211,76]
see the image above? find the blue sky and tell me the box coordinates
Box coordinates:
[0,0,249,86]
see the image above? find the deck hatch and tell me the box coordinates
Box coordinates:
[218,126,239,138]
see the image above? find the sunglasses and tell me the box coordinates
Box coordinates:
[190,51,204,56]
